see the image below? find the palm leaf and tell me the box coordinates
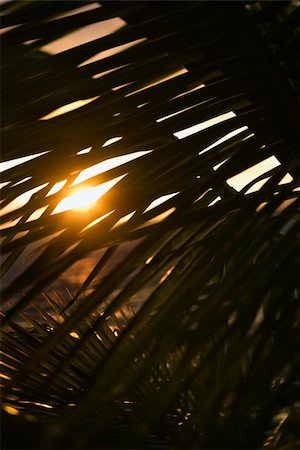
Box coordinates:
[1,1,299,449]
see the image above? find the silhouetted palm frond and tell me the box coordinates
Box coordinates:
[1,1,299,449]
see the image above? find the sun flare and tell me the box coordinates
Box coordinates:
[54,187,99,212]
[53,178,123,214]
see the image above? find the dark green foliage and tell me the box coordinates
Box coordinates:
[1,1,299,448]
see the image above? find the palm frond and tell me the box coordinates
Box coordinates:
[1,1,299,448]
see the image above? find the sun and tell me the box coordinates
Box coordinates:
[54,187,99,213]
[53,179,122,214]
[50,153,151,215]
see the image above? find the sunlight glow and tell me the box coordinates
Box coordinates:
[1,152,151,218]
[46,180,67,196]
[194,188,212,203]
[77,147,92,155]
[69,332,80,339]
[12,176,31,186]
[279,173,293,185]
[111,211,136,229]
[199,126,248,155]
[112,82,133,92]
[227,156,281,192]
[172,83,205,100]
[137,207,176,228]
[144,192,179,213]
[73,151,151,185]
[41,17,126,55]
[102,136,123,147]
[242,171,293,195]
[208,196,221,206]
[0,183,48,217]
[40,97,99,120]
[242,132,255,141]
[3,405,19,416]
[51,3,100,20]
[156,99,210,123]
[0,374,11,381]
[137,103,149,109]
[18,401,54,409]
[159,266,175,284]
[213,159,229,171]
[87,38,146,71]
[53,177,124,214]
[126,68,188,97]
[81,211,114,232]
[174,111,236,139]
[146,256,154,264]
[27,206,48,222]
[0,151,49,173]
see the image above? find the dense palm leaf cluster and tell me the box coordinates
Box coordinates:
[1,1,299,449]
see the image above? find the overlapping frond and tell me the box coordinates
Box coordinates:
[1,1,299,448]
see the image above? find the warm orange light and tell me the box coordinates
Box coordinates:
[3,405,19,416]
[54,187,100,212]
[53,178,123,214]
[53,187,104,213]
